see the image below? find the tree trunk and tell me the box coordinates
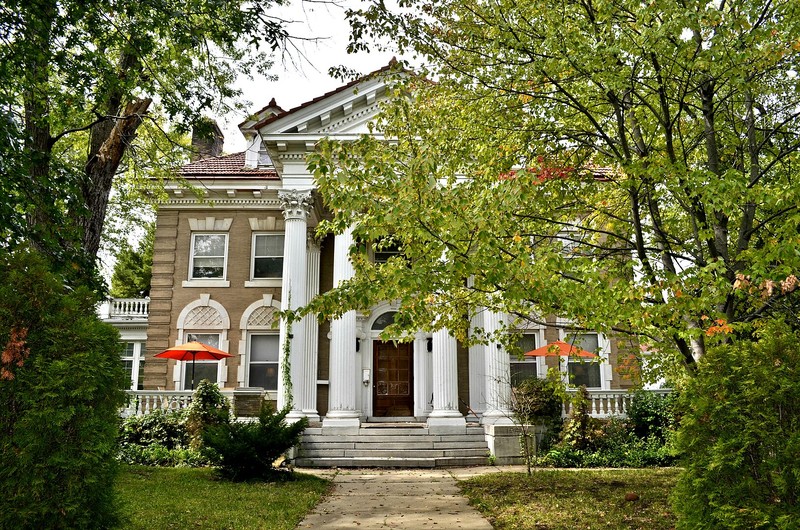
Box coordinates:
[81,98,152,259]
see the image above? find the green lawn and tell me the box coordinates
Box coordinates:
[459,468,680,530]
[116,466,330,530]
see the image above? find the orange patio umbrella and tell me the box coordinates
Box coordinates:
[155,341,233,390]
[524,340,598,359]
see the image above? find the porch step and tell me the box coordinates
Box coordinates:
[295,424,490,468]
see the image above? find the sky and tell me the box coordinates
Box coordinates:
[218,1,394,152]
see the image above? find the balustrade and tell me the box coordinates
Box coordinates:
[109,298,150,319]
[561,388,671,418]
[122,389,235,417]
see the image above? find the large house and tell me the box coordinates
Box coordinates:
[113,64,651,466]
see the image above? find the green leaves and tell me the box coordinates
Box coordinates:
[307,0,800,371]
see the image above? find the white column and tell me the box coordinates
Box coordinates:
[300,234,321,421]
[277,189,311,418]
[468,311,486,417]
[428,328,466,432]
[323,226,361,430]
[482,309,513,425]
[413,332,431,418]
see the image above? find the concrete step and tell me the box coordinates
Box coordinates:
[296,423,490,468]
[302,433,487,443]
[294,455,490,469]
[301,447,489,458]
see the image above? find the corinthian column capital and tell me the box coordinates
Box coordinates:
[278,189,313,221]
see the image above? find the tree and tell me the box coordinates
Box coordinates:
[110,222,154,298]
[0,0,289,284]
[0,249,127,528]
[306,0,800,377]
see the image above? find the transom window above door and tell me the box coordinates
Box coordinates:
[252,234,284,279]
[190,234,227,279]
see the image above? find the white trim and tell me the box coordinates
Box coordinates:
[244,279,282,288]
[557,330,611,391]
[238,295,282,389]
[182,279,230,288]
[174,296,231,390]
[188,232,229,282]
[250,232,285,281]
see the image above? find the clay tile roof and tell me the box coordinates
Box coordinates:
[178,152,278,179]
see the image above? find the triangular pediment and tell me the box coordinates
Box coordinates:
[256,66,400,139]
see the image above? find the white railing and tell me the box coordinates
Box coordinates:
[562,388,672,418]
[109,298,150,319]
[122,390,238,417]
[122,390,193,417]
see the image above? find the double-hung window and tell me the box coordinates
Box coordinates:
[565,333,602,388]
[252,234,284,279]
[121,342,145,390]
[190,234,227,279]
[510,333,540,386]
[248,334,280,390]
[183,332,221,389]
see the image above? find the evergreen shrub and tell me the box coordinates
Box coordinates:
[672,321,800,529]
[203,403,308,481]
[0,250,126,529]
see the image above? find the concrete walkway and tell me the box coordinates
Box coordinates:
[296,466,526,529]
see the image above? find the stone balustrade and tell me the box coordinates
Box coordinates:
[109,298,150,319]
[562,388,672,418]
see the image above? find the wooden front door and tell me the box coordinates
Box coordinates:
[373,341,414,417]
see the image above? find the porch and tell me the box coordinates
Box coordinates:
[122,388,671,419]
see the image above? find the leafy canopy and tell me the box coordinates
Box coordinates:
[0,0,288,285]
[307,0,800,376]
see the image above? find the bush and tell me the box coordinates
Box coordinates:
[117,410,210,467]
[672,321,800,529]
[185,379,231,451]
[559,386,606,451]
[627,389,678,441]
[203,404,308,481]
[120,409,188,450]
[0,250,127,529]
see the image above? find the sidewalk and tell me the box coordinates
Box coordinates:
[296,467,521,529]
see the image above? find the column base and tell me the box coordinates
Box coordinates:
[427,414,466,434]
[481,410,515,426]
[300,411,321,423]
[322,414,361,434]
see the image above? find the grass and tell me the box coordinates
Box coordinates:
[115,465,330,530]
[459,468,680,530]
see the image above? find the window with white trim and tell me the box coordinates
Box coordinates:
[373,237,404,264]
[251,233,284,279]
[247,334,280,390]
[510,333,540,386]
[184,332,221,389]
[565,332,602,388]
[121,342,145,390]
[190,233,228,279]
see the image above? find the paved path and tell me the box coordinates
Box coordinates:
[296,467,523,529]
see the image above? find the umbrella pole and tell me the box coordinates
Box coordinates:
[191,352,196,391]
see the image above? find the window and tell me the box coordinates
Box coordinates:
[252,234,284,279]
[184,332,221,389]
[373,237,403,264]
[565,333,601,388]
[248,334,280,390]
[121,342,145,390]
[511,333,540,386]
[190,234,227,279]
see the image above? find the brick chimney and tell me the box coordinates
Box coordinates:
[191,118,224,161]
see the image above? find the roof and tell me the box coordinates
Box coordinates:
[252,58,403,131]
[178,152,278,179]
